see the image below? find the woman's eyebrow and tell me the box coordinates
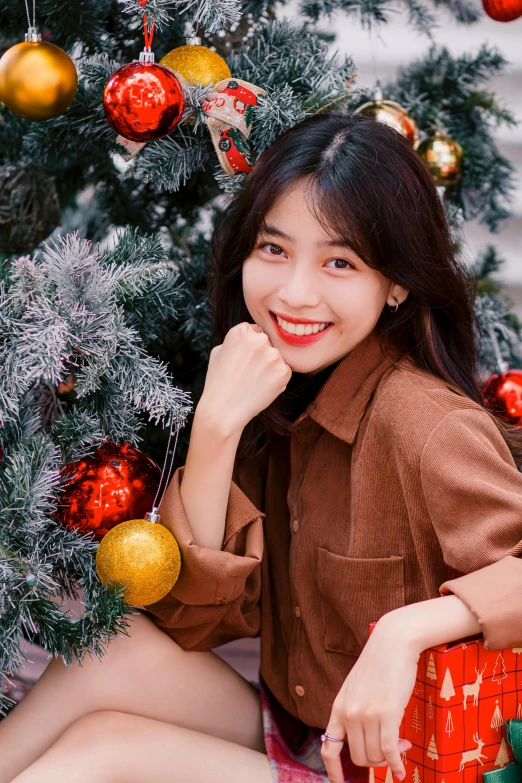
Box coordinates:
[258,221,352,249]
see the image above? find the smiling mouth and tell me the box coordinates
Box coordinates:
[270,312,332,336]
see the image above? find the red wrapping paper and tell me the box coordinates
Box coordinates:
[370,636,522,783]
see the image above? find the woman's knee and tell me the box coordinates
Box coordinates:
[55,710,132,752]
[13,713,128,783]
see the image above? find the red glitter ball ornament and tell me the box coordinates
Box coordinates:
[103,60,184,142]
[56,441,162,539]
[482,369,522,424]
[482,0,522,21]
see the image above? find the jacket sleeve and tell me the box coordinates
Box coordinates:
[420,408,522,649]
[439,556,522,650]
[141,463,265,651]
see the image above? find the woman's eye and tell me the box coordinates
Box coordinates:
[259,242,285,256]
[325,258,353,270]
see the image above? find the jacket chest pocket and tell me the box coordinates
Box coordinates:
[316,548,405,656]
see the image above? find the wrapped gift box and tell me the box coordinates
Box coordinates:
[371,636,522,783]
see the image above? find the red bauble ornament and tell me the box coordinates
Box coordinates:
[56,441,162,539]
[482,0,522,21]
[482,370,522,424]
[103,61,184,142]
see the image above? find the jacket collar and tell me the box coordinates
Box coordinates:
[293,329,407,444]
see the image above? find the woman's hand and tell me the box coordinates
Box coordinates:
[321,595,482,783]
[196,322,292,435]
[321,613,418,783]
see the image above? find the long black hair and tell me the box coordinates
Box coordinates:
[208,111,522,466]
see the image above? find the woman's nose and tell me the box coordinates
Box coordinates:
[278,268,320,309]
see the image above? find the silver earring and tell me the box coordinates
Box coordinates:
[389,296,399,313]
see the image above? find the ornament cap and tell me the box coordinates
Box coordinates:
[139,48,155,63]
[186,35,202,46]
[499,361,510,374]
[145,508,161,524]
[25,27,41,43]
[373,84,384,102]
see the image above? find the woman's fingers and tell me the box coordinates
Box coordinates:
[320,718,346,783]
[345,717,368,767]
[379,720,406,780]
[362,718,386,766]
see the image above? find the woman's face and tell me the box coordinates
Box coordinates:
[242,180,409,375]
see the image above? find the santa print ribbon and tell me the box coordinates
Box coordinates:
[200,77,266,175]
[484,720,522,782]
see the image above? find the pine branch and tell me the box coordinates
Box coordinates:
[129,130,214,194]
[118,0,242,33]
[475,294,522,379]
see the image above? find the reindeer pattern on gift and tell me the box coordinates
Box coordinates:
[459,734,488,771]
[462,664,487,710]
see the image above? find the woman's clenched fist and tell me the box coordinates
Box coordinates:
[196,322,292,436]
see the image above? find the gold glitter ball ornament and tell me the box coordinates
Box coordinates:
[417,130,463,187]
[160,42,231,86]
[354,89,419,148]
[0,38,78,121]
[96,518,181,606]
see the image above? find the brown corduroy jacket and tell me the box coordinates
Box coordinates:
[144,329,522,730]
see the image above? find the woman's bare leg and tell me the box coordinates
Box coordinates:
[10,710,273,783]
[0,612,265,783]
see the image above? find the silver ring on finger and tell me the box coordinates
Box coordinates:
[321,733,343,743]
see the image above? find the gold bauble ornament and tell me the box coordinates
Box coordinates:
[0,32,78,122]
[96,515,181,606]
[160,34,231,86]
[354,87,419,147]
[417,129,463,187]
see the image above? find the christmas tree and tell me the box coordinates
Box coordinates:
[427,735,439,760]
[440,668,456,701]
[1,0,521,716]
[426,652,437,681]
[495,737,510,768]
[492,653,508,684]
[445,711,454,737]
[491,700,504,729]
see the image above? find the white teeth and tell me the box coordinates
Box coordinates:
[275,314,330,335]
[280,318,297,334]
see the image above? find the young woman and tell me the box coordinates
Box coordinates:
[2,112,522,783]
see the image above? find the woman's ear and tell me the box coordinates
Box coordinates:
[388,285,409,308]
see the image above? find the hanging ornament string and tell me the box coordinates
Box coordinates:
[24,0,36,36]
[138,0,155,52]
[146,417,181,522]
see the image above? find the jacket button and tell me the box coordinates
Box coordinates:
[292,519,299,533]
[294,605,301,618]
[295,685,305,697]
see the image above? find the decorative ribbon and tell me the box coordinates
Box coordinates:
[483,720,522,782]
[200,77,266,176]
[116,71,266,176]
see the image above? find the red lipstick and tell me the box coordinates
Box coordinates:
[269,312,333,347]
